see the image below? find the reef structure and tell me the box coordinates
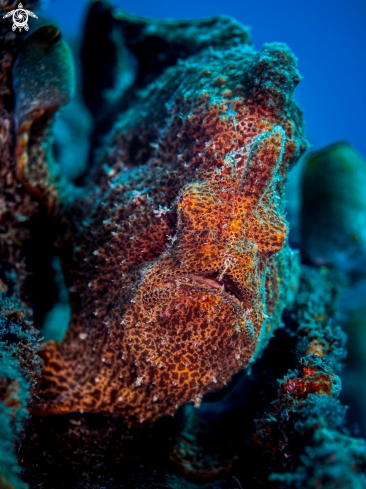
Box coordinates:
[2,2,366,488]
[0,295,41,489]
[25,5,308,425]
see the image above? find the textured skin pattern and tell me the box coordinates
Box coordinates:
[32,17,307,424]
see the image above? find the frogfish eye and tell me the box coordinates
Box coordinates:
[34,25,61,45]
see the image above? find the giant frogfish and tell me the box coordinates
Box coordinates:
[10,5,307,424]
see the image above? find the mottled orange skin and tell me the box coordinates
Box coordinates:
[32,33,306,424]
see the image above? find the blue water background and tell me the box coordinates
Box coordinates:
[41,0,366,158]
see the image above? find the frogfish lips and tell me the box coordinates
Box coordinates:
[139,274,256,357]
[184,274,247,308]
[141,273,252,314]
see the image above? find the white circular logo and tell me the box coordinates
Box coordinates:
[13,7,29,31]
[2,3,38,33]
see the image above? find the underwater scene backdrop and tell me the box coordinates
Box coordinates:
[1,0,366,488]
[43,0,366,158]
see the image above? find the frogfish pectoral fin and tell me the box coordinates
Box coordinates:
[33,340,86,415]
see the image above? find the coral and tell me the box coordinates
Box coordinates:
[28,8,308,424]
[0,7,70,332]
[0,295,42,391]
[0,293,41,489]
[0,351,29,489]
[247,265,366,487]
[285,265,347,370]
[0,0,41,294]
[268,396,366,489]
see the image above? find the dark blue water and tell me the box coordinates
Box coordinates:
[41,0,366,158]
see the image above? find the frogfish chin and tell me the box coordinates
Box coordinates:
[25,8,307,424]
